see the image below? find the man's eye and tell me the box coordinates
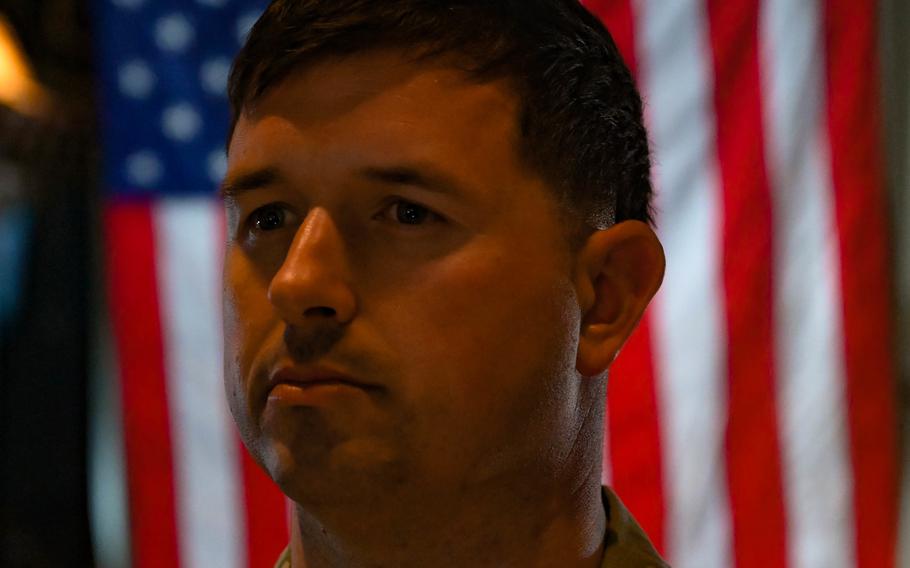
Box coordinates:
[248,204,287,232]
[382,199,441,226]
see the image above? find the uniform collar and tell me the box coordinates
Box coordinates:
[273,486,669,567]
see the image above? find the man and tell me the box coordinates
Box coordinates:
[221,1,667,566]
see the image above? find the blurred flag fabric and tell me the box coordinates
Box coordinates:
[96,2,286,568]
[95,1,901,568]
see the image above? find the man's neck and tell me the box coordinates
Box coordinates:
[287,476,607,568]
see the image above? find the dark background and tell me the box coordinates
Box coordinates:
[0,0,96,566]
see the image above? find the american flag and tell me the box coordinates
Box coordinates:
[96,1,902,567]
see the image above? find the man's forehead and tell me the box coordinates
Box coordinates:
[236,49,519,142]
[225,49,531,209]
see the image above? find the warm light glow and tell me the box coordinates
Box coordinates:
[0,16,49,117]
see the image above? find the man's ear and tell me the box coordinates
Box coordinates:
[574,220,665,377]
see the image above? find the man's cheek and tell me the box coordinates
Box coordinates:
[222,303,254,380]
[223,288,275,409]
[225,272,276,356]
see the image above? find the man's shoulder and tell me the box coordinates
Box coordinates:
[601,486,670,568]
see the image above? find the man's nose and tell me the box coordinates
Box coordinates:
[267,207,357,326]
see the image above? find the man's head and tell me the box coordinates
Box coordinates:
[222,0,664,516]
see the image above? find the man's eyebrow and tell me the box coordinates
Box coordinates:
[356,164,468,198]
[218,167,282,200]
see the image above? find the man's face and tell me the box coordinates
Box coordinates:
[223,50,587,507]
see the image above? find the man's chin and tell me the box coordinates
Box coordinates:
[258,436,411,507]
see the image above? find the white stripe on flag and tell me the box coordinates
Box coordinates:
[154,199,245,568]
[760,1,855,566]
[636,1,731,567]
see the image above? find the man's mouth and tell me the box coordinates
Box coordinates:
[264,363,384,406]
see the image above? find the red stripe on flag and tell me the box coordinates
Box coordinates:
[105,202,181,568]
[822,2,900,566]
[706,1,789,566]
[608,315,666,555]
[239,441,290,568]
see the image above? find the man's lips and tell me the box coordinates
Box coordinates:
[263,364,383,409]
[267,364,381,393]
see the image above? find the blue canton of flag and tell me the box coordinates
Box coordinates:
[97,0,268,197]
